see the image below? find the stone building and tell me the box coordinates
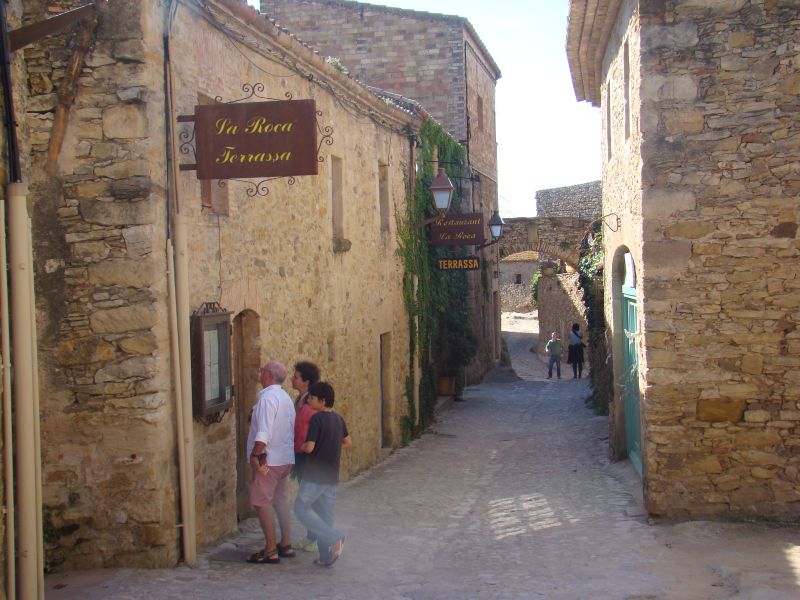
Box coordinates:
[499,251,539,312]
[258,0,503,381]
[0,0,428,584]
[568,0,800,518]
[536,180,602,220]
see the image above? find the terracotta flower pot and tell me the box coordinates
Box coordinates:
[437,376,456,396]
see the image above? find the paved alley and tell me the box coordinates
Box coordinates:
[47,313,800,600]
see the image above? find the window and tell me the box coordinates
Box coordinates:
[191,303,233,419]
[198,94,229,215]
[378,162,390,232]
[515,273,522,284]
[476,95,484,131]
[331,155,344,240]
[624,41,630,140]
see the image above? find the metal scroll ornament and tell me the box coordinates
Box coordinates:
[215,82,293,104]
[178,124,196,163]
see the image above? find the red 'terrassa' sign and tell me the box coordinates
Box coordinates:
[194,99,318,180]
[430,212,485,246]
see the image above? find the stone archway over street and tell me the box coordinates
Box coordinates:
[500,216,591,269]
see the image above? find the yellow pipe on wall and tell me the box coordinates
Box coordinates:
[0,198,15,600]
[173,215,196,564]
[8,182,40,599]
[167,240,192,564]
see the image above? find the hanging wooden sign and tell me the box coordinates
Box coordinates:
[430,212,485,246]
[437,256,480,271]
[190,99,318,180]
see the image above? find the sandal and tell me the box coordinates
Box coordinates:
[314,539,344,567]
[277,543,296,558]
[246,548,280,564]
[329,538,344,565]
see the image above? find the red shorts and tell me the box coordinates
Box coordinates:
[250,464,292,508]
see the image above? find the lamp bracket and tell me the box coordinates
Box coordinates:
[475,239,499,251]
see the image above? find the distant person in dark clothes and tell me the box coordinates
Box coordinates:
[290,360,320,552]
[294,381,352,567]
[567,323,586,379]
[545,331,563,379]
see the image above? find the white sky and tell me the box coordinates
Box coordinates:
[246,0,601,217]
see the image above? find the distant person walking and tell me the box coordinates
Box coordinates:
[246,361,296,564]
[294,381,352,567]
[567,323,586,379]
[545,331,563,379]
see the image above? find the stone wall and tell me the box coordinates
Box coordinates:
[24,0,178,570]
[499,218,534,258]
[600,0,800,518]
[499,257,538,312]
[536,273,588,360]
[536,181,602,220]
[24,0,416,569]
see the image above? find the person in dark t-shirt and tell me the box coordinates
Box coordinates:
[293,381,352,567]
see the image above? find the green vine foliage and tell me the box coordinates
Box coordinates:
[577,224,612,415]
[529,268,543,308]
[397,120,476,439]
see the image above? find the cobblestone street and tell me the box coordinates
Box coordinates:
[47,314,800,599]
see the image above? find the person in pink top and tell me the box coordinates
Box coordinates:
[290,360,320,551]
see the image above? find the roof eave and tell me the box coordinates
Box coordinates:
[565,0,623,107]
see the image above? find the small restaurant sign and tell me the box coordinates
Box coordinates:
[192,99,318,180]
[437,256,480,271]
[430,212,485,246]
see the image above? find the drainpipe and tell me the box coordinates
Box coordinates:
[163,0,196,564]
[0,198,14,600]
[166,240,191,563]
[8,182,38,599]
[173,215,196,565]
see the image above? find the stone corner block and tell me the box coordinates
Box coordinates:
[642,240,692,274]
[90,304,157,334]
[103,104,148,139]
[642,188,697,219]
[696,398,746,423]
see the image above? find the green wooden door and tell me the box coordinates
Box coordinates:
[622,287,642,474]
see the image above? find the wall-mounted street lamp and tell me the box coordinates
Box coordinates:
[475,211,505,250]
[429,168,454,213]
[414,167,454,228]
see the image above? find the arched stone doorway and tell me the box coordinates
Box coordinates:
[233,309,262,519]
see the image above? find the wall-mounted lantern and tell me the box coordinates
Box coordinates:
[429,167,454,214]
[414,167,455,228]
[476,211,505,249]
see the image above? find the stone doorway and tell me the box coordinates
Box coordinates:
[233,309,262,520]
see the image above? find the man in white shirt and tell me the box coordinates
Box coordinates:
[246,361,296,564]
